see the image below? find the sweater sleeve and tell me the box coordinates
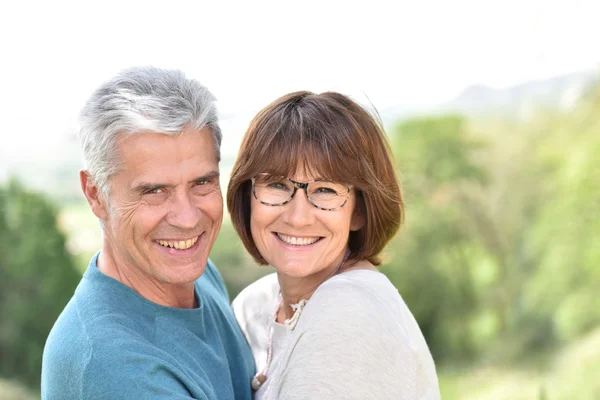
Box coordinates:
[272,279,437,400]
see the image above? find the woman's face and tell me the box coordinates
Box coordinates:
[250,169,362,278]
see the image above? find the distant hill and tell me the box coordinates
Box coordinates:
[379,69,600,127]
[435,69,599,119]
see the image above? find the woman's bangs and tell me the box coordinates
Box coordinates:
[261,140,350,185]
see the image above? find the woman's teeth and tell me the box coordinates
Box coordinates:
[276,233,320,246]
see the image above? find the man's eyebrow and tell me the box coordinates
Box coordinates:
[132,171,221,192]
[189,171,220,182]
[132,182,170,193]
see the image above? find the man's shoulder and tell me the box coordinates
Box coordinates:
[42,297,185,399]
[43,334,201,399]
[43,288,152,364]
[42,274,159,372]
[42,294,91,398]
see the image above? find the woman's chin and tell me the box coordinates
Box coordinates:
[273,263,318,279]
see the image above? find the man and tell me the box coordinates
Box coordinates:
[41,67,255,399]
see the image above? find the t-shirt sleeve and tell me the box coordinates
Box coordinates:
[81,344,211,400]
[273,281,431,400]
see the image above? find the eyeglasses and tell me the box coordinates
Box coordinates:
[251,173,352,211]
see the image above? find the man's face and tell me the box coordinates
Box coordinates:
[101,127,223,285]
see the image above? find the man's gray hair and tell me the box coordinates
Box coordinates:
[79,66,222,197]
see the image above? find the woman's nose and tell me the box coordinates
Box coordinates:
[282,187,315,227]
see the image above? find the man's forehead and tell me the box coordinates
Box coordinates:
[114,130,219,185]
[118,128,214,156]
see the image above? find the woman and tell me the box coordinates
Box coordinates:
[228,91,440,399]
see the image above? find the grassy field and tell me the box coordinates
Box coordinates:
[0,378,38,400]
[439,326,600,400]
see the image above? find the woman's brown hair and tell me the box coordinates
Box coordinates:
[227,91,403,265]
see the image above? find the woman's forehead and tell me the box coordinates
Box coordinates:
[263,159,338,181]
[253,134,357,183]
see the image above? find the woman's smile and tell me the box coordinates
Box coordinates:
[274,232,323,246]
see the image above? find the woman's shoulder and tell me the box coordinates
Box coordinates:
[232,272,279,320]
[312,268,403,312]
[301,269,426,350]
[282,269,440,398]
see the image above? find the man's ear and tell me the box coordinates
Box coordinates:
[80,170,109,220]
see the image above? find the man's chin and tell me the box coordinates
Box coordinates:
[158,262,207,285]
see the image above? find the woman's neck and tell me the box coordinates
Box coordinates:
[276,258,378,322]
[277,270,330,322]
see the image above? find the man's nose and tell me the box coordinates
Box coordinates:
[166,191,201,230]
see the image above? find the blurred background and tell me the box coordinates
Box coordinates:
[1,1,599,399]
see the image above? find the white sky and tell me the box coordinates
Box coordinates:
[1,0,599,172]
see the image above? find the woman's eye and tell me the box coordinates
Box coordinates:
[315,187,337,195]
[267,182,289,190]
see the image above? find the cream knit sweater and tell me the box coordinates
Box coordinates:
[233,270,441,400]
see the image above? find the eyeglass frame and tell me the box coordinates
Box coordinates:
[250,173,353,211]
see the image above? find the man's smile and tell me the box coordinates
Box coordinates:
[156,235,200,250]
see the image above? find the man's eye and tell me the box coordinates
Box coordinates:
[146,187,165,195]
[192,179,218,195]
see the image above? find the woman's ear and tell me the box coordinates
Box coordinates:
[350,192,365,231]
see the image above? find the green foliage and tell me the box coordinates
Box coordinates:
[385,83,600,365]
[0,179,81,390]
[524,87,600,340]
[385,115,487,360]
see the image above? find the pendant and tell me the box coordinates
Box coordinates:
[251,373,267,391]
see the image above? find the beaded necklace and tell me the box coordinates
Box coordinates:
[251,249,351,392]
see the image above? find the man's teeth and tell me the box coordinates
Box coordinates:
[157,236,199,250]
[277,233,320,246]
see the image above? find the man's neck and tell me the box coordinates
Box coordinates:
[97,245,196,309]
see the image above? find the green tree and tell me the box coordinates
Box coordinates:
[0,179,81,390]
[385,83,600,364]
[385,115,487,360]
[524,83,600,341]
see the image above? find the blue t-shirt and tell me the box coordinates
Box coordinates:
[41,253,255,399]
